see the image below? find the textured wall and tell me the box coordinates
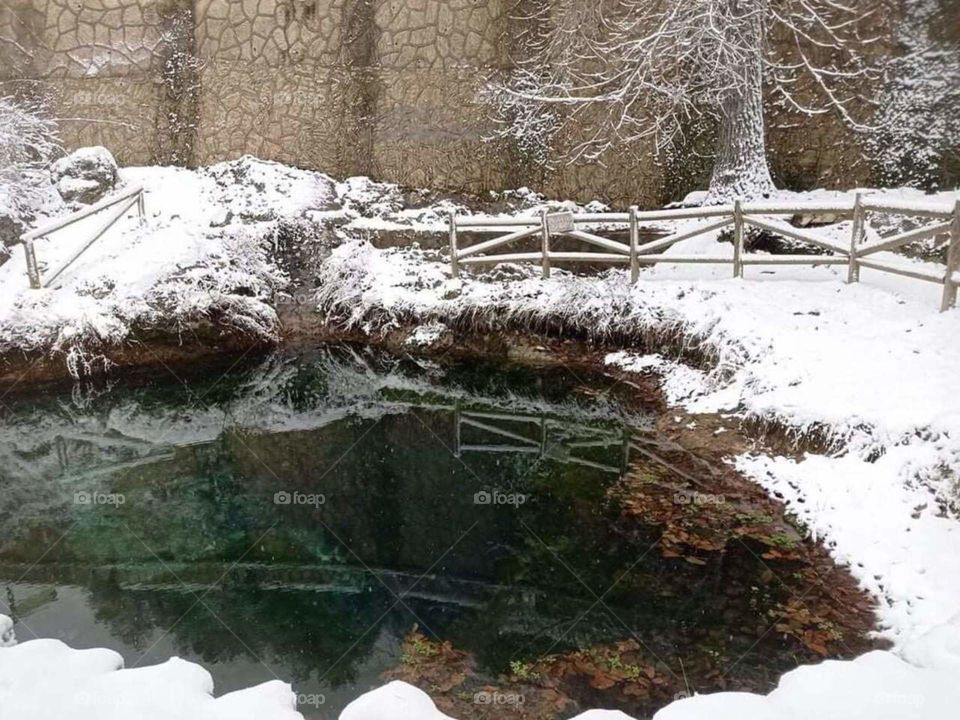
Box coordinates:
[0,0,670,203]
[192,0,511,189]
[0,0,901,205]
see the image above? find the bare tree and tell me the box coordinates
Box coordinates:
[866,0,959,189]
[0,95,60,248]
[0,95,60,206]
[486,0,881,202]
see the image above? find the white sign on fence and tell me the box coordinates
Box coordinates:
[545,211,575,234]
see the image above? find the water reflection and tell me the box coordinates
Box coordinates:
[0,348,814,717]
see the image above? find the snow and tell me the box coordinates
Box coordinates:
[0,618,302,720]
[313,186,960,715]
[655,618,960,720]
[0,614,15,647]
[340,681,456,720]
[0,156,334,362]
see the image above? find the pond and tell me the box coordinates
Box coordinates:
[0,347,876,718]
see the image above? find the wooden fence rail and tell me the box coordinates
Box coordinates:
[448,196,960,312]
[21,184,145,289]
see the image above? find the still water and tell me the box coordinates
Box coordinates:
[0,347,827,717]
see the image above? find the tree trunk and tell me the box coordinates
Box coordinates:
[706,0,776,204]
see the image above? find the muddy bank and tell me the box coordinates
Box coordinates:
[0,304,837,463]
[0,325,273,389]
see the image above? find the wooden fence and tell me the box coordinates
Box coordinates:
[22,184,145,289]
[448,196,960,312]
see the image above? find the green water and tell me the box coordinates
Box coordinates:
[0,347,804,717]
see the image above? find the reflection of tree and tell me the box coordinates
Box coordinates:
[0,347,808,695]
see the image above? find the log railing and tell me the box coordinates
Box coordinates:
[21,184,145,289]
[449,196,960,312]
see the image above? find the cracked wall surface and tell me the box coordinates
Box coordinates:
[0,0,892,204]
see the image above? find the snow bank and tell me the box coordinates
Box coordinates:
[654,614,960,720]
[341,681,456,720]
[0,616,301,720]
[0,155,333,364]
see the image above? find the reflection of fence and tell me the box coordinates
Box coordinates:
[449,197,960,311]
[454,403,637,476]
[22,184,145,289]
[452,403,723,487]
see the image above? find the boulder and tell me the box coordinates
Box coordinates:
[0,206,24,249]
[50,146,118,204]
[0,188,26,249]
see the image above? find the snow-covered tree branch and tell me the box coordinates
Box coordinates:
[0,95,60,245]
[486,0,882,202]
[865,0,959,189]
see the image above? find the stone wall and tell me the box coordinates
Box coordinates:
[0,0,912,205]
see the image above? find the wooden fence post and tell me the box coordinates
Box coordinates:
[941,199,960,312]
[847,192,864,284]
[24,240,41,289]
[449,210,459,278]
[733,199,744,278]
[629,205,639,284]
[540,209,551,279]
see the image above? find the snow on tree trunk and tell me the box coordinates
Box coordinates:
[706,0,775,204]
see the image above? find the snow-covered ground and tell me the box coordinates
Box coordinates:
[0,157,315,362]
[0,615,301,720]
[313,189,960,716]
[2,156,959,718]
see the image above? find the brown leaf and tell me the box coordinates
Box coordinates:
[807,640,829,656]
[590,671,618,690]
[436,672,466,692]
[622,684,650,698]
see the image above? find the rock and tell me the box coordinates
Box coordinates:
[0,206,25,248]
[0,189,27,248]
[0,614,15,647]
[793,211,843,227]
[50,146,118,204]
